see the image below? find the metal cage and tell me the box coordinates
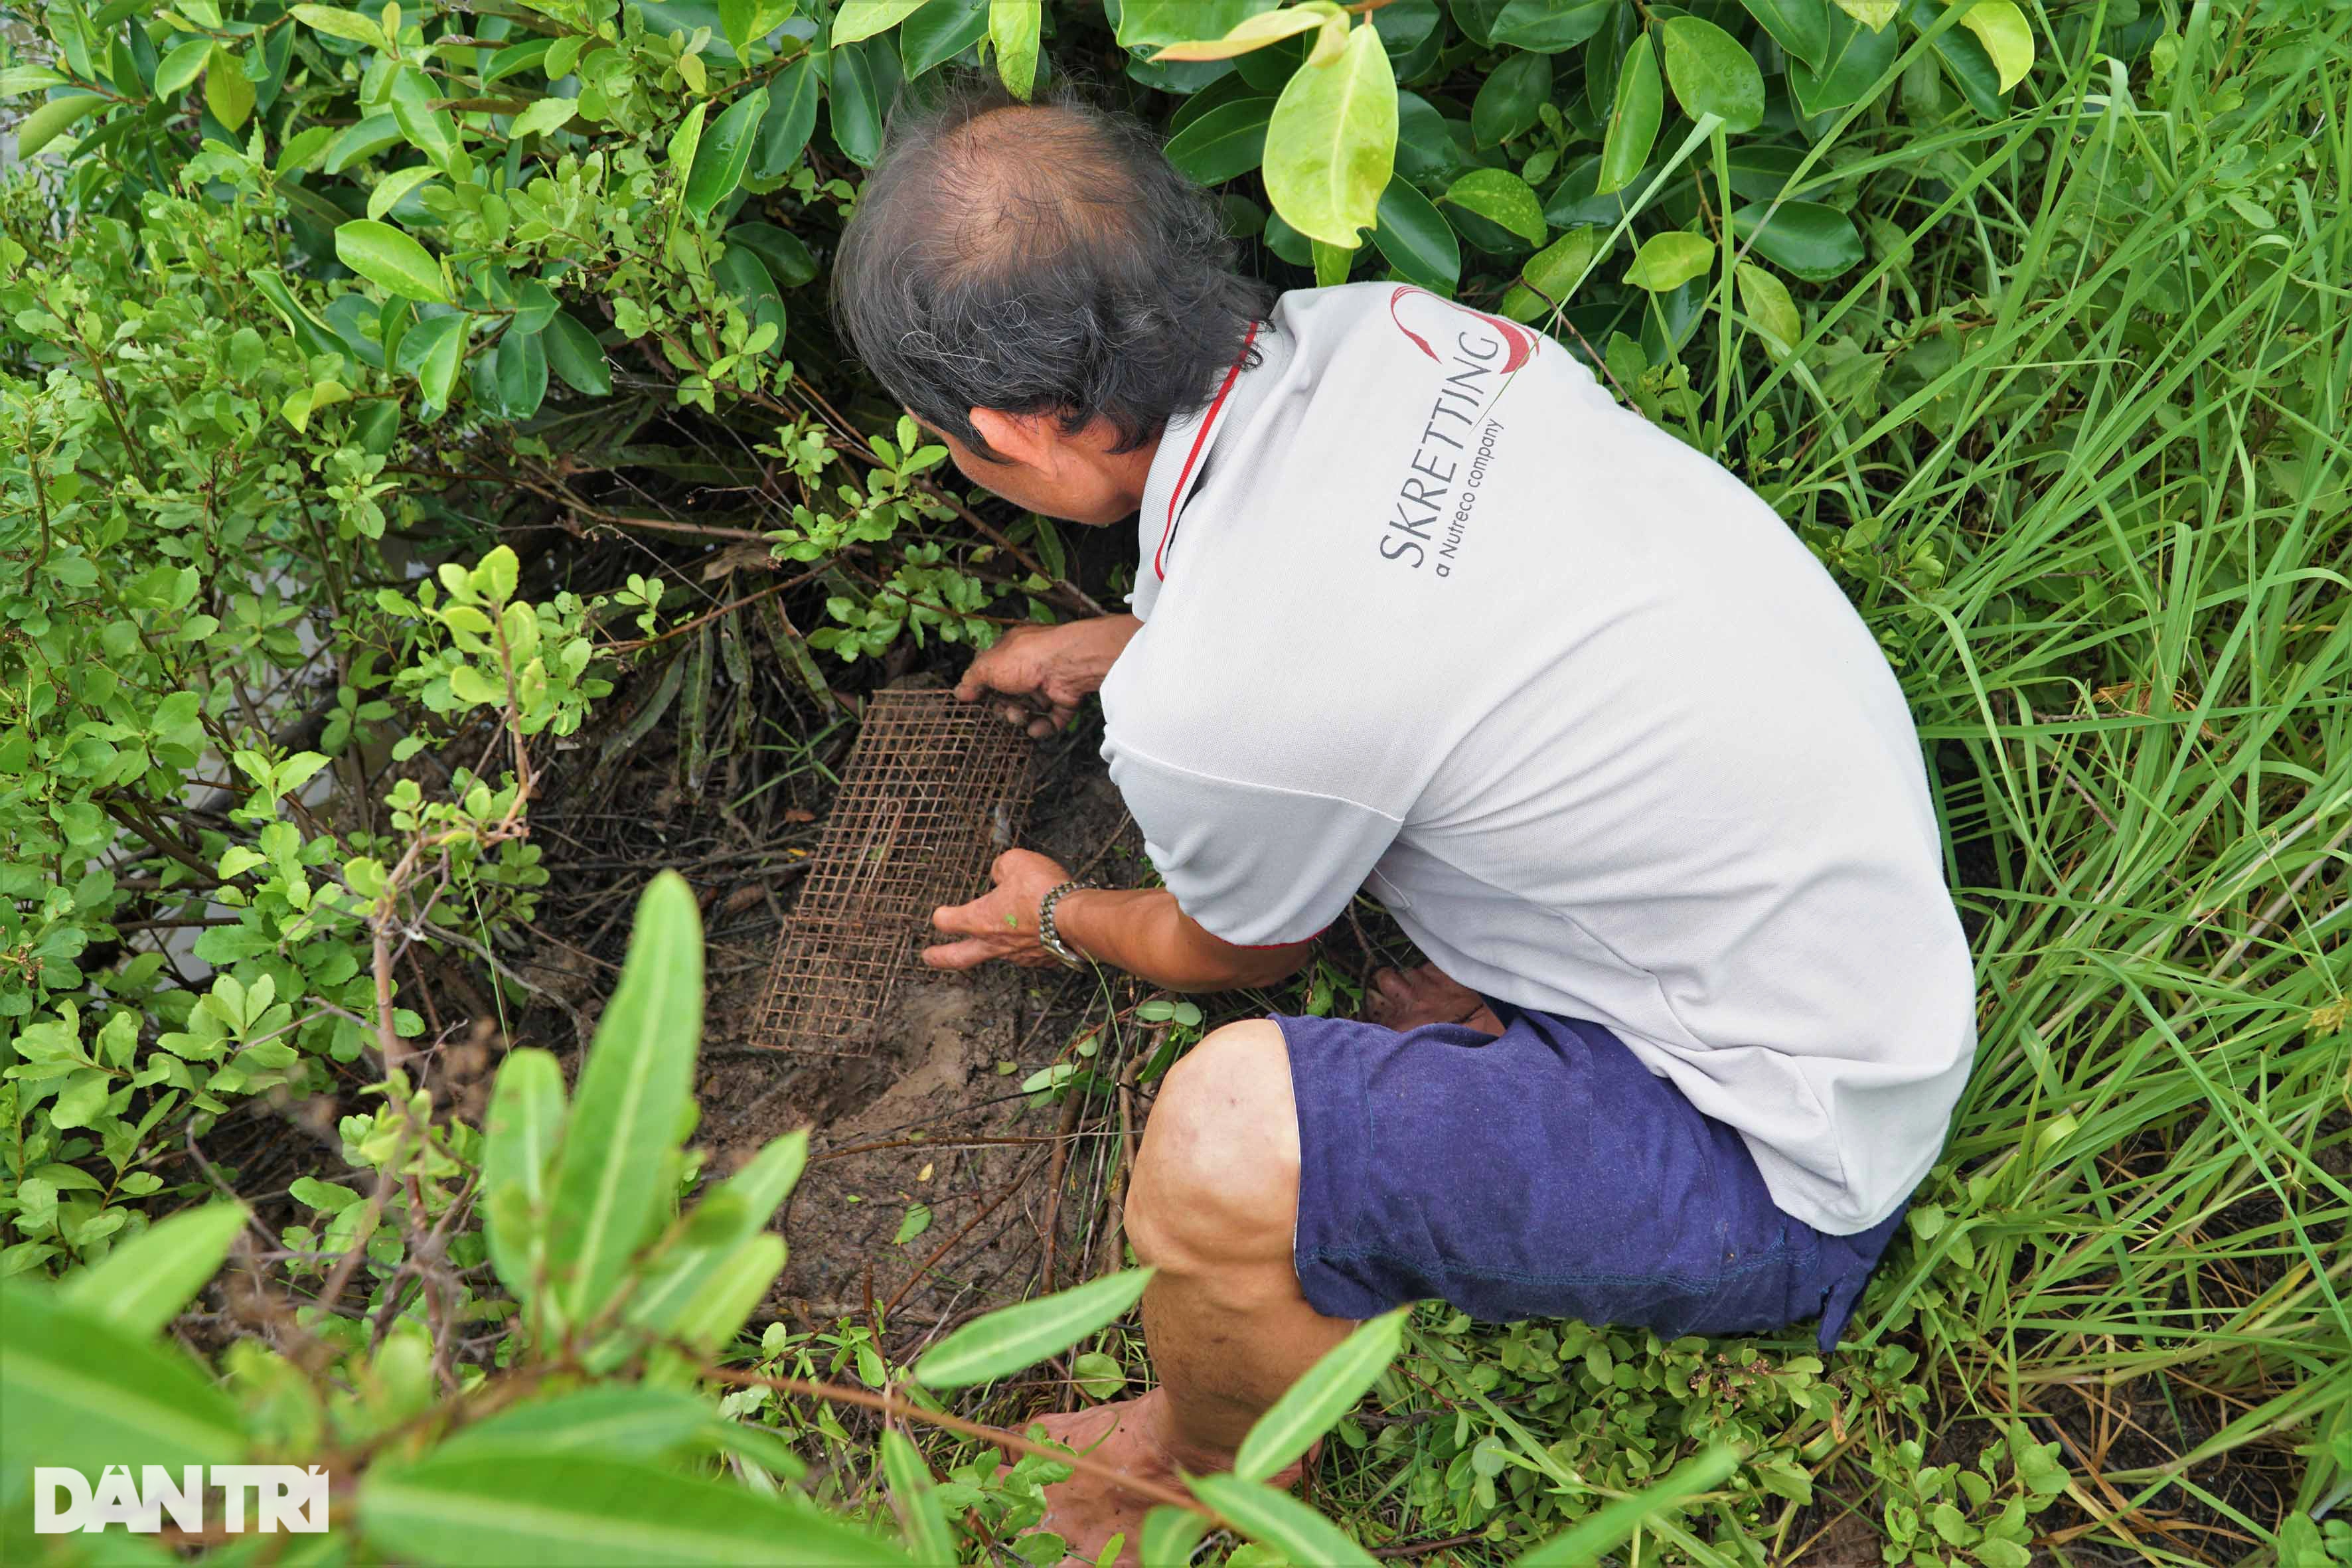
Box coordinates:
[752,689,1034,1055]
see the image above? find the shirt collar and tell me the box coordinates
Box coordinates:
[1132,321,1286,609]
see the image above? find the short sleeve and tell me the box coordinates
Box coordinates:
[1104,742,1401,947]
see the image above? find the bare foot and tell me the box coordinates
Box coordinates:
[1020,1389,1304,1566]
[1366,965,1503,1034]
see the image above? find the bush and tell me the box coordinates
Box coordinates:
[3,0,2347,1563]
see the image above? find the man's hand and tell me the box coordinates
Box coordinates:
[958,615,1142,737]
[924,849,1077,971]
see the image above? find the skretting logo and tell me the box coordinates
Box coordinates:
[33,1466,330,1534]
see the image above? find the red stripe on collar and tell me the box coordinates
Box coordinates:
[1152,321,1261,583]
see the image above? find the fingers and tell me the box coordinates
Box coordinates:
[1020,702,1076,739]
[921,939,996,971]
[930,900,990,937]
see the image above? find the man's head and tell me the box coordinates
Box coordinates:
[832,81,1270,524]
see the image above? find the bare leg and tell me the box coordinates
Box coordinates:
[1029,1020,1352,1562]
[1366,965,1504,1035]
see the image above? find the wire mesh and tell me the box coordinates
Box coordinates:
[753,688,1034,1056]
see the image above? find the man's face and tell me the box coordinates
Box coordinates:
[923,412,1144,526]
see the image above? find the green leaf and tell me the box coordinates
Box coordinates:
[716,246,787,349]
[292,3,389,46]
[1514,226,1601,313]
[1736,262,1801,356]
[892,1202,933,1245]
[394,311,465,399]
[544,872,704,1330]
[335,218,449,303]
[1625,230,1713,291]
[510,96,578,139]
[514,281,560,335]
[204,44,254,129]
[1371,175,1460,293]
[1739,0,1830,71]
[1162,96,1275,185]
[324,112,402,173]
[916,1267,1156,1389]
[751,53,821,177]
[881,1430,955,1565]
[727,222,819,287]
[1949,0,2033,92]
[17,94,106,157]
[648,1132,803,1351]
[1491,0,1613,50]
[1141,1506,1213,1568]
[51,1072,110,1129]
[1832,0,1898,27]
[1071,1350,1126,1400]
[1917,0,2004,118]
[829,40,886,167]
[1731,199,1863,280]
[686,86,769,220]
[1512,1446,1741,1566]
[1262,21,1396,247]
[1441,167,1545,246]
[990,0,1040,97]
[1187,1474,1375,1567]
[155,36,212,94]
[1470,48,1549,147]
[360,1452,912,1567]
[1597,32,1661,196]
[368,164,440,220]
[1661,15,1764,132]
[667,99,708,184]
[485,37,553,82]
[1790,4,1899,116]
[437,1386,713,1462]
[545,309,613,396]
[900,0,988,76]
[0,65,68,98]
[1233,1307,1405,1482]
[0,1281,246,1490]
[58,1202,245,1334]
[832,0,927,46]
[1151,6,1334,62]
[663,1233,785,1352]
[481,1046,566,1302]
[719,0,758,56]
[1117,0,1280,50]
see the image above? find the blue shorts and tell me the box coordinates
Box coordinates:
[1279,1001,1909,1352]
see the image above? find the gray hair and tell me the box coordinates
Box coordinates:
[831,78,1273,461]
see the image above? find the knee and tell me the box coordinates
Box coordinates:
[1127,1020,1300,1272]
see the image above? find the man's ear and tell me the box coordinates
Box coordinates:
[967,407,1059,471]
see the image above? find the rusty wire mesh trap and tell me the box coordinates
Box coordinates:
[753,688,1034,1055]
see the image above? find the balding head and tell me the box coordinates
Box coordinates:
[832,80,1270,461]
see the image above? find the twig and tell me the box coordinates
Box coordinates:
[702,1365,1208,1517]
[1370,1529,1485,1559]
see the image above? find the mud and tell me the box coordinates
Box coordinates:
[683,728,1150,1335]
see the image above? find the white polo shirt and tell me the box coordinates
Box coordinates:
[1097,283,1975,1235]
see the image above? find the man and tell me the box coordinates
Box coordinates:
[832,84,1975,1556]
